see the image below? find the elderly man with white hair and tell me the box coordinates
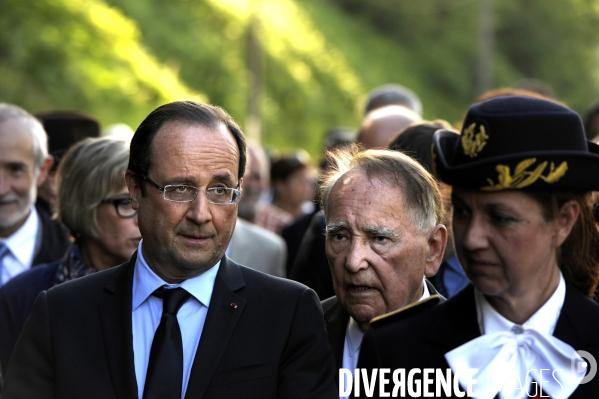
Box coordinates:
[0,103,70,286]
[319,145,447,397]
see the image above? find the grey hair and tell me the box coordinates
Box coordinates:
[320,144,442,233]
[0,103,48,171]
[56,137,130,239]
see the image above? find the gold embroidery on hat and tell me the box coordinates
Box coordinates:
[462,123,489,158]
[481,158,568,191]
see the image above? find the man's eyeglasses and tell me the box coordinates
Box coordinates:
[143,175,241,205]
[100,198,138,218]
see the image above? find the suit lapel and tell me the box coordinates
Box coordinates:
[323,298,348,386]
[185,257,247,399]
[98,255,138,399]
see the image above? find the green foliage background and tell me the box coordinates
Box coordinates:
[1,0,599,157]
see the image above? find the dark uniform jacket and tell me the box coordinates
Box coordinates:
[358,284,599,398]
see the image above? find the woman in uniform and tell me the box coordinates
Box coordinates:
[358,95,599,399]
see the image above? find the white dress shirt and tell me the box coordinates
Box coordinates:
[132,240,219,399]
[0,206,39,286]
[339,280,430,399]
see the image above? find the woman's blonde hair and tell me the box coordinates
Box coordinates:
[56,137,130,239]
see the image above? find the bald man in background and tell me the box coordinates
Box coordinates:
[363,83,422,116]
[356,105,421,150]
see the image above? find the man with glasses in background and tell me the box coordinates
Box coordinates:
[4,101,337,399]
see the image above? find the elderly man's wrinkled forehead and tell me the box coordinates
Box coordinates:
[326,168,406,215]
[335,167,404,193]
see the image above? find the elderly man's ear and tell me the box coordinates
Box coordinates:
[424,224,448,278]
[35,155,54,188]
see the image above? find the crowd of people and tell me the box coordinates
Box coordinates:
[1,82,599,398]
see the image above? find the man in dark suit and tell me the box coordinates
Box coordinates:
[317,147,447,395]
[0,103,70,287]
[4,101,336,399]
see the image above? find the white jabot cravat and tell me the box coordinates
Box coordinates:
[445,273,585,399]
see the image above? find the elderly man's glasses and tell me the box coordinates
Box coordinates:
[101,198,138,218]
[143,175,241,205]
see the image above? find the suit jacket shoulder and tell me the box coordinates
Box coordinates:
[229,219,287,277]
[289,212,333,300]
[321,296,342,319]
[185,257,337,398]
[281,210,316,274]
[32,204,71,266]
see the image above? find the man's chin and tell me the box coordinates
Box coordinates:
[0,206,31,235]
[172,251,223,273]
[347,306,381,326]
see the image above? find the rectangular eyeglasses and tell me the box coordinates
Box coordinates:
[143,175,241,205]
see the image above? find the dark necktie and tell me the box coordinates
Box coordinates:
[143,287,191,399]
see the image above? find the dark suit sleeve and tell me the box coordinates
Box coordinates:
[278,288,337,398]
[3,291,56,399]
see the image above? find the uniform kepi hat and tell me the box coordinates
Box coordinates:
[432,95,599,191]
